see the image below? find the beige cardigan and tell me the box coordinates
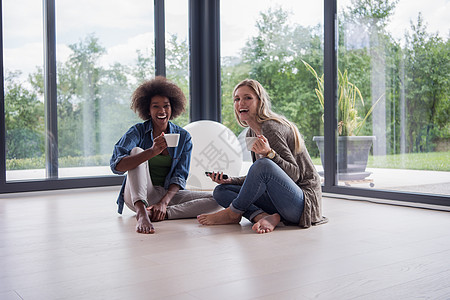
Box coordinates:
[230,120,327,228]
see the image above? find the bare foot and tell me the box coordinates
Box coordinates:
[136,210,155,234]
[252,213,281,234]
[197,208,242,225]
[252,212,270,223]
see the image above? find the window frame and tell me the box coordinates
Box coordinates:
[321,0,448,206]
[1,0,448,207]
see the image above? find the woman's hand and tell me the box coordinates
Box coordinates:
[148,185,179,221]
[207,172,232,184]
[252,135,271,156]
[151,133,168,155]
[148,201,168,222]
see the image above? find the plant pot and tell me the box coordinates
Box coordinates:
[312,136,376,181]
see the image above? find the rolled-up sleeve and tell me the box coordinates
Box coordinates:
[110,126,142,175]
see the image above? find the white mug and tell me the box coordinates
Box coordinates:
[164,133,180,147]
[245,137,258,151]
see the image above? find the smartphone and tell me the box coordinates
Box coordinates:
[205,171,229,179]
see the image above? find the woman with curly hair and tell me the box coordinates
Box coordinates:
[198,79,327,233]
[111,76,220,234]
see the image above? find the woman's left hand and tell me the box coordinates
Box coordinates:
[148,201,168,221]
[252,135,271,156]
[148,185,178,221]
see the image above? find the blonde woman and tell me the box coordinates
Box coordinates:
[198,79,327,233]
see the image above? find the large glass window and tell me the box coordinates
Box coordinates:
[54,1,153,179]
[4,1,155,181]
[336,0,449,196]
[2,0,448,205]
[220,1,324,171]
[2,0,193,184]
[3,0,45,181]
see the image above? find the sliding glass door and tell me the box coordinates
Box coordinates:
[335,0,449,199]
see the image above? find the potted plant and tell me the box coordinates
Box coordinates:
[303,60,382,181]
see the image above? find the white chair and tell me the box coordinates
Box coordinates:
[183,120,243,191]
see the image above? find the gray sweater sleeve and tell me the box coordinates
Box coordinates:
[261,121,300,182]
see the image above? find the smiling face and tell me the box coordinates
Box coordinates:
[149,95,172,132]
[233,85,260,124]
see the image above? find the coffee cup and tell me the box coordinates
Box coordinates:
[164,133,180,147]
[245,137,258,151]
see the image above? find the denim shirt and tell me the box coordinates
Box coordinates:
[110,120,192,214]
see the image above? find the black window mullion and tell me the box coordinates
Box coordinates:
[155,0,165,77]
[0,0,5,186]
[189,0,221,122]
[323,0,338,188]
[43,0,58,179]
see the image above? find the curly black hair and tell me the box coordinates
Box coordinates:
[131,76,187,120]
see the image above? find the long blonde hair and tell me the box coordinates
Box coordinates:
[233,79,304,153]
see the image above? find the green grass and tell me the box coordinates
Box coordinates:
[367,151,449,171]
[7,151,450,172]
[311,151,450,172]
[6,154,110,170]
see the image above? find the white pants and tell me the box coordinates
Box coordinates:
[124,147,221,219]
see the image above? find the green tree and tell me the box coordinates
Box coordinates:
[166,34,190,127]
[404,14,450,152]
[344,0,399,29]
[29,61,85,159]
[132,48,155,85]
[4,70,45,159]
[66,34,106,157]
[98,62,137,156]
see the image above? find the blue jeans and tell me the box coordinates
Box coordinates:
[213,158,305,224]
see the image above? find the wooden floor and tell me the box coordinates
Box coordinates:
[0,186,449,300]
